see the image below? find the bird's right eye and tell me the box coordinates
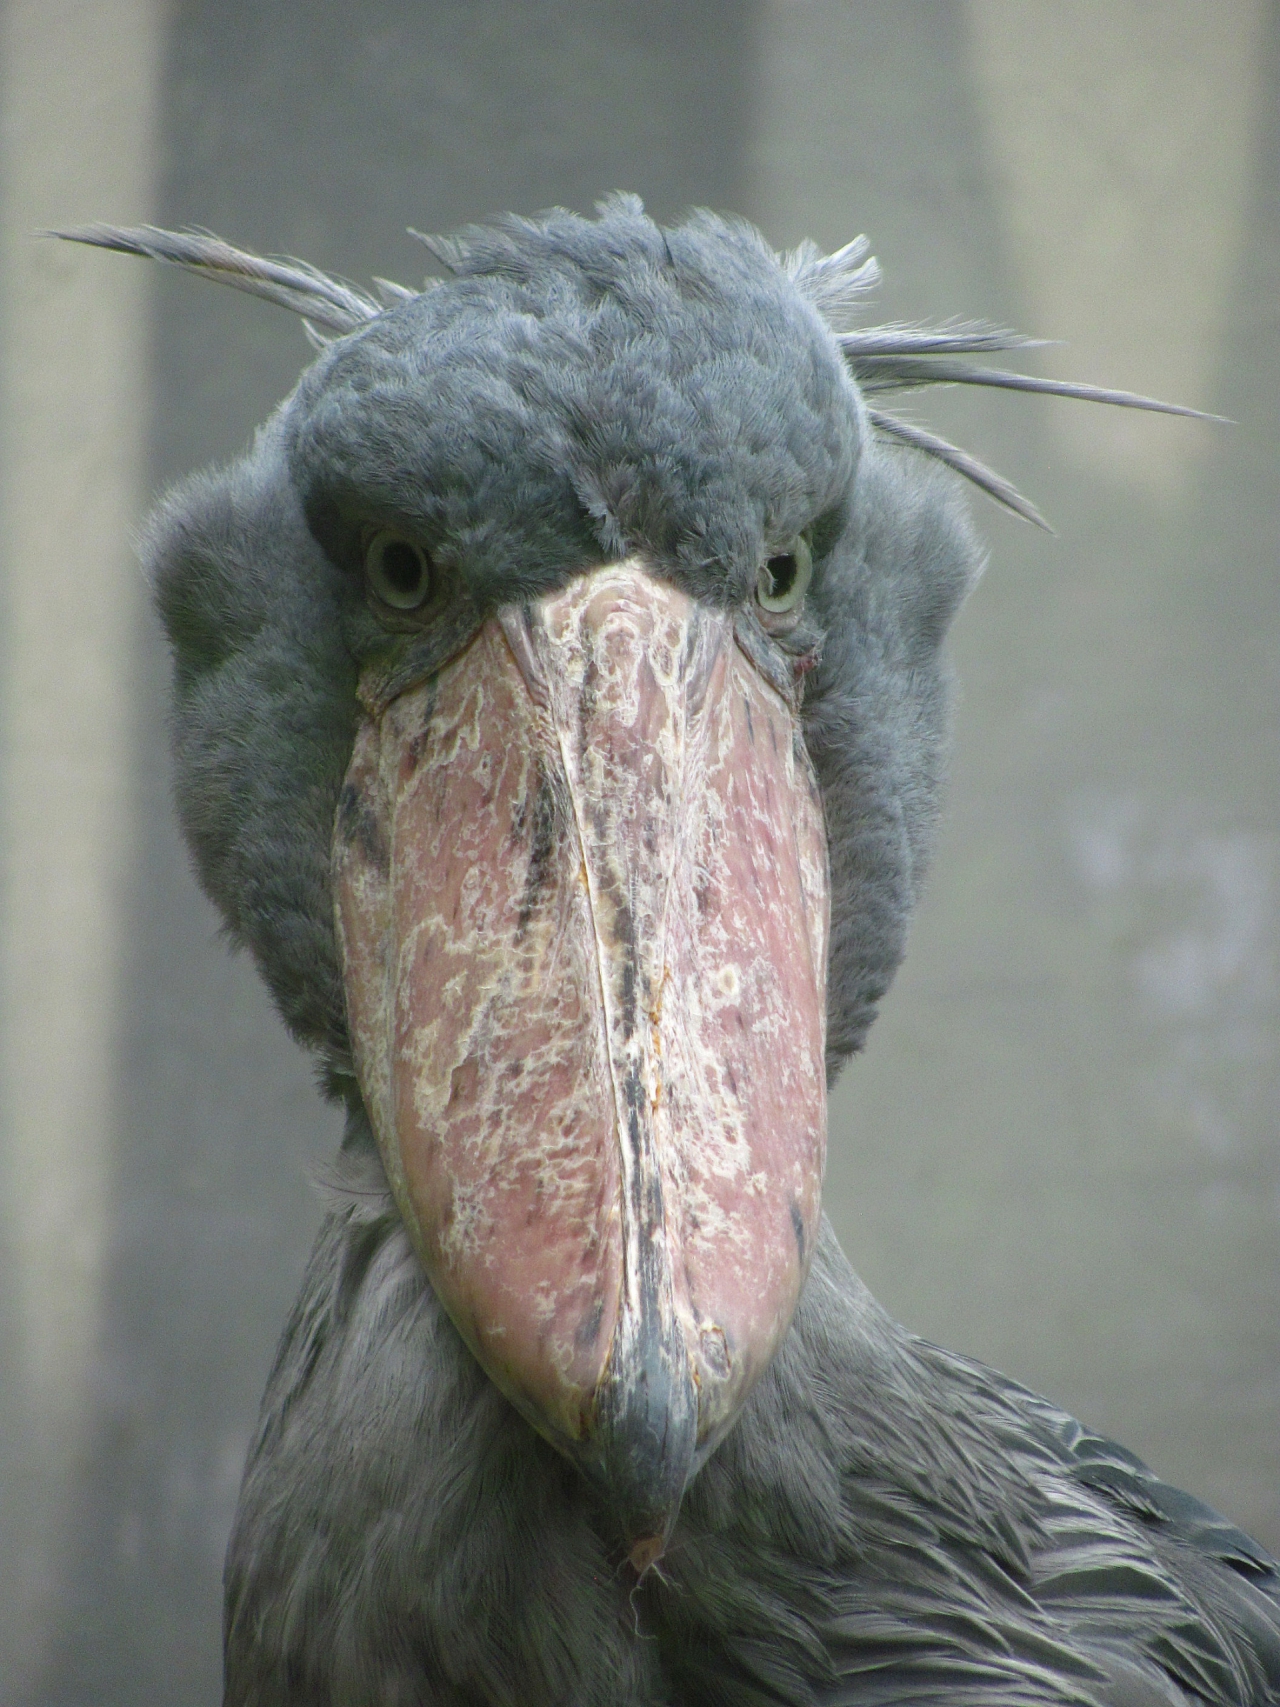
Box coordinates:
[755,534,813,622]
[365,530,433,611]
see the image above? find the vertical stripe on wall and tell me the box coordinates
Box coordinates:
[0,0,161,1688]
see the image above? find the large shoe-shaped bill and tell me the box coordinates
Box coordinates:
[334,562,828,1569]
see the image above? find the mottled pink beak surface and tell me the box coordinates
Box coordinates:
[334,562,828,1565]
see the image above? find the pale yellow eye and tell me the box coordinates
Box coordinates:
[365,530,433,611]
[756,535,812,614]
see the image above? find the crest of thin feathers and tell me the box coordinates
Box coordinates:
[785,246,1225,530]
[49,223,386,335]
[780,234,882,332]
[54,207,1219,530]
[372,276,419,305]
[840,322,1044,357]
[406,223,476,276]
[866,409,1053,531]
[854,353,1224,416]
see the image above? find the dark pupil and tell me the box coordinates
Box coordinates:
[765,553,798,598]
[382,540,424,597]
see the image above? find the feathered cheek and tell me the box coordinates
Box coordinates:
[332,560,829,1564]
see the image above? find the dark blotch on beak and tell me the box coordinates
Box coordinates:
[590,1064,698,1570]
[593,1295,698,1573]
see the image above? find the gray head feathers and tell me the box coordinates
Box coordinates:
[55,193,1215,533]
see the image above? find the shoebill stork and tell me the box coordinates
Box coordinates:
[63,199,1279,1706]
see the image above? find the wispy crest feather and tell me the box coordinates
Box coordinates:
[781,235,882,333]
[790,237,1224,528]
[51,224,387,335]
[54,220,1219,531]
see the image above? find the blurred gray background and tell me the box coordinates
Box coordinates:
[0,1,1275,1701]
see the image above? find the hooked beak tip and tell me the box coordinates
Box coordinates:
[589,1313,697,1566]
[627,1534,667,1576]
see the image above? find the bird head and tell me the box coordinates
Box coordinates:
[61,195,1198,1570]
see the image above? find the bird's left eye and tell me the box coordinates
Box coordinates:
[365,530,433,611]
[756,536,812,615]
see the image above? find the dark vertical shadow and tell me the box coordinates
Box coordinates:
[39,5,755,1703]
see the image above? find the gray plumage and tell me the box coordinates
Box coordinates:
[63,196,1278,1705]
